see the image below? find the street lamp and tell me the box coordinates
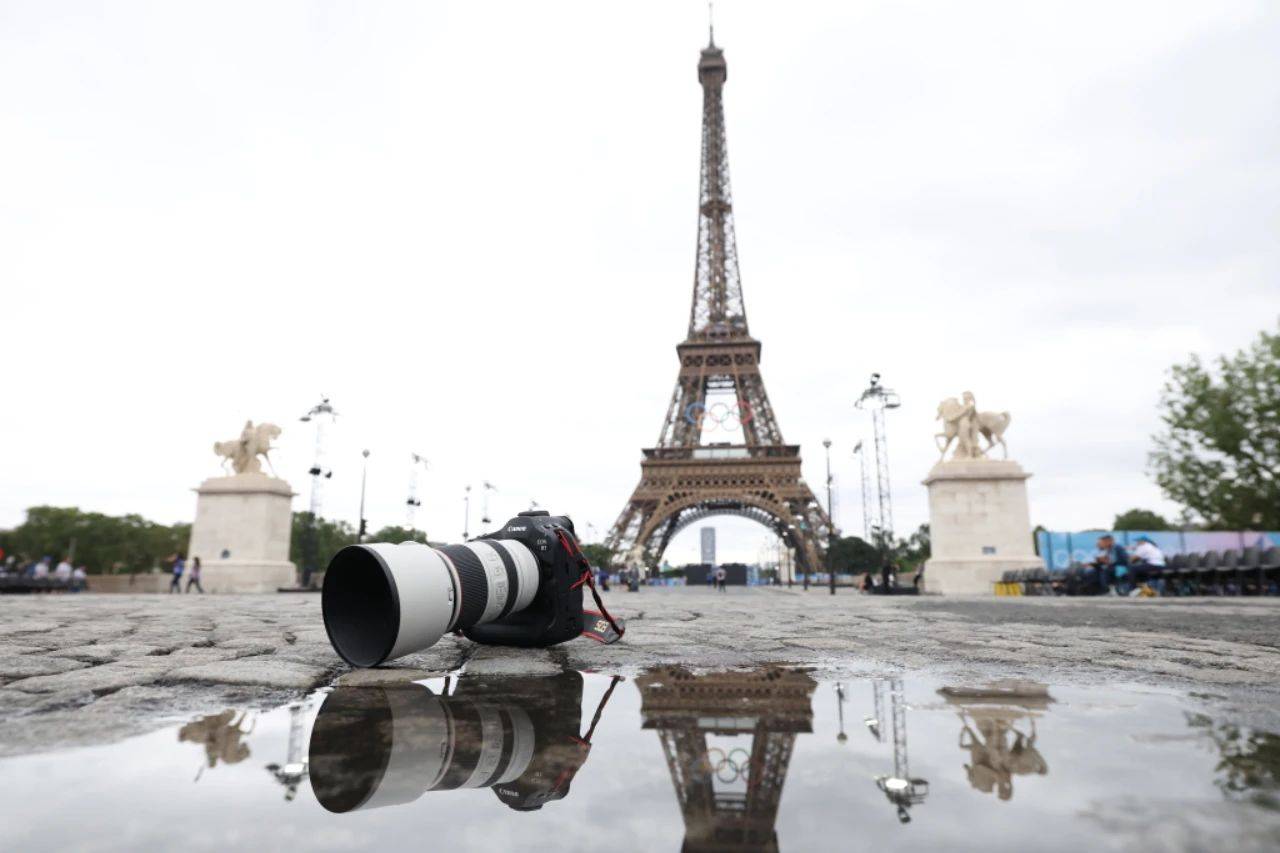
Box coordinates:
[357,449,370,542]
[824,438,835,596]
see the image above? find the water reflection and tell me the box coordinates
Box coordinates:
[636,666,816,852]
[266,701,312,801]
[1187,712,1280,809]
[308,672,621,813]
[178,710,254,779]
[861,679,929,822]
[938,681,1052,802]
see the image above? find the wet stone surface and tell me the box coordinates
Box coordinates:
[1,589,1280,761]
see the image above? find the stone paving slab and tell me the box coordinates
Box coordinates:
[167,659,331,690]
[1,589,1279,758]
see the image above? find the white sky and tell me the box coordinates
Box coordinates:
[3,1,1278,565]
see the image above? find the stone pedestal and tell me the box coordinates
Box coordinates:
[188,473,296,593]
[922,459,1043,595]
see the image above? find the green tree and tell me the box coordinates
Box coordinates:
[895,523,931,570]
[290,512,359,571]
[579,542,613,568]
[369,525,430,545]
[0,506,189,574]
[1112,508,1171,531]
[829,535,880,573]
[1150,324,1279,529]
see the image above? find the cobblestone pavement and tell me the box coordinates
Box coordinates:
[3,588,1279,756]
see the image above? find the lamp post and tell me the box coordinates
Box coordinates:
[357,449,370,542]
[824,438,835,595]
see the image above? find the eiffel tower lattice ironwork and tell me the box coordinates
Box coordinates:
[637,666,817,853]
[606,33,832,575]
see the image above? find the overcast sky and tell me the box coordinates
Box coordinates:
[3,1,1277,564]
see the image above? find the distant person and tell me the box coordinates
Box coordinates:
[715,566,727,592]
[169,555,185,593]
[54,557,73,584]
[706,569,714,588]
[1089,535,1129,595]
[913,563,925,592]
[71,565,87,592]
[186,556,204,594]
[1129,536,1166,594]
[33,557,50,580]
[881,560,897,592]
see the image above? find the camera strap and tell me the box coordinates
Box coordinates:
[556,529,625,645]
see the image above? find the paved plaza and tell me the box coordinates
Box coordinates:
[3,588,1279,756]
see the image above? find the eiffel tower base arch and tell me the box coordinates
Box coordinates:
[608,448,828,576]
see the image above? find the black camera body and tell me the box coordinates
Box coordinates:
[466,510,584,648]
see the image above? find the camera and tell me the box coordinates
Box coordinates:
[322,510,620,668]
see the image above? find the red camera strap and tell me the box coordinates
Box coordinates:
[557,530,625,644]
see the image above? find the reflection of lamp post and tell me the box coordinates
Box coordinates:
[357,449,370,542]
[835,682,848,744]
[824,438,835,596]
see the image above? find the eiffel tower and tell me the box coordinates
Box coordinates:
[637,666,817,852]
[607,32,831,574]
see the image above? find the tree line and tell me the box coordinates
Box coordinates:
[0,507,429,575]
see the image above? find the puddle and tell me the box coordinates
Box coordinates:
[3,667,1279,851]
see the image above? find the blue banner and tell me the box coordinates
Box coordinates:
[1035,530,1280,570]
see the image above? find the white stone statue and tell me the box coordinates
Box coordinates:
[213,420,282,475]
[936,393,1012,461]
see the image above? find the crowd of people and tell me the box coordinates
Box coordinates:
[0,554,90,591]
[1065,534,1170,596]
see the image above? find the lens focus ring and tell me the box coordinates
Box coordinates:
[439,545,489,631]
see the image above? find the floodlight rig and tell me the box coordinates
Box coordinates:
[462,485,472,540]
[405,453,428,530]
[266,700,311,801]
[481,481,497,530]
[853,440,871,542]
[298,396,337,586]
[855,373,901,550]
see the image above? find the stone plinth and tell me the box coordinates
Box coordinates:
[923,459,1042,595]
[188,473,296,593]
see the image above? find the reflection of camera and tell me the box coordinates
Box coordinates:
[323,511,621,667]
[309,673,612,813]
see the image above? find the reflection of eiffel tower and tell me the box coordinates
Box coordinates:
[637,667,816,852]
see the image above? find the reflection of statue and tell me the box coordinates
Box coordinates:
[178,710,255,774]
[935,393,1012,460]
[939,682,1051,801]
[638,666,816,851]
[213,420,282,475]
